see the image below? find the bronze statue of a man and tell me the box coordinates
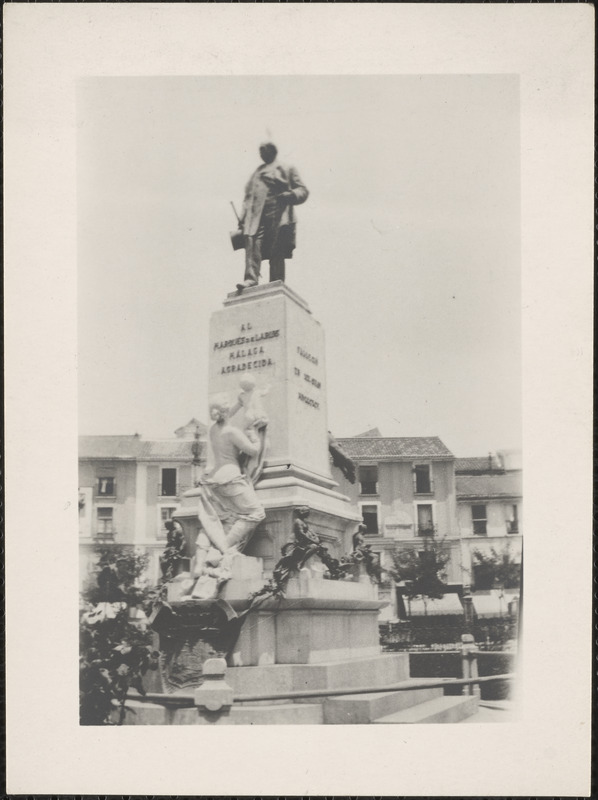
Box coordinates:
[236,142,309,291]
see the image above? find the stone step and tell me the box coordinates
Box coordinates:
[374,694,479,724]
[118,699,323,725]
[323,681,445,724]
[226,653,411,696]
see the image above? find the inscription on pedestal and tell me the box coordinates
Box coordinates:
[209,286,331,479]
[293,345,323,411]
[214,323,280,375]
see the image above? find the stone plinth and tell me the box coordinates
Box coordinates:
[227,573,385,666]
[209,281,331,482]
[226,599,384,667]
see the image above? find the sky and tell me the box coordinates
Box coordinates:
[77,75,520,456]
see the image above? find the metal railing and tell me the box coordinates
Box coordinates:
[131,672,515,710]
[157,483,193,497]
[129,635,514,715]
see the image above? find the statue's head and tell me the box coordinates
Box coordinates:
[239,375,257,393]
[259,142,277,164]
[294,505,310,520]
[209,397,231,423]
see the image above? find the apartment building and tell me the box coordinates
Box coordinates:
[78,419,205,584]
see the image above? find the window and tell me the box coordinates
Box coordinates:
[161,468,177,496]
[359,465,378,495]
[473,563,494,590]
[416,504,435,535]
[472,504,487,535]
[413,464,432,494]
[507,504,519,534]
[159,506,177,538]
[96,507,114,537]
[97,476,115,496]
[361,504,379,535]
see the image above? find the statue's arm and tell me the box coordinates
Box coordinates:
[239,177,253,225]
[228,426,261,458]
[286,166,309,206]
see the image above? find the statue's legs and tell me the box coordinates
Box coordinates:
[243,197,282,287]
[269,258,285,282]
[243,236,262,286]
[212,478,266,552]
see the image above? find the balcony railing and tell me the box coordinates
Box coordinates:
[157,483,182,497]
[417,524,437,537]
[94,531,116,543]
[359,482,378,496]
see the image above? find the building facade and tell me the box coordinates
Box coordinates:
[455,450,522,595]
[79,420,522,619]
[331,430,461,619]
[78,420,205,585]
[330,431,522,620]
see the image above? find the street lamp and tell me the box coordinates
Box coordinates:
[191,424,202,486]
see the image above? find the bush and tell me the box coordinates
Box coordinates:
[79,546,160,725]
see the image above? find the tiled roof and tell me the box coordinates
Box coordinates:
[79,435,200,461]
[354,427,382,438]
[137,440,199,459]
[79,435,143,459]
[455,456,502,474]
[335,436,454,460]
[456,473,522,499]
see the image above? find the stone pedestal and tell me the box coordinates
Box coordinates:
[157,281,380,691]
[210,281,330,480]
[174,282,361,570]
[227,569,383,667]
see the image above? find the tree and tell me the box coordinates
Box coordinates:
[79,546,159,725]
[390,534,451,616]
[472,544,521,591]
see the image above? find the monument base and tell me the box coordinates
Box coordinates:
[227,567,383,666]
[120,651,480,724]
[146,564,385,693]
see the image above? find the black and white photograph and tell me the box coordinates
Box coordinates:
[4,5,593,797]
[77,73,522,727]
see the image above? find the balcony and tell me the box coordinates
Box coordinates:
[413,485,434,496]
[359,481,378,496]
[417,524,437,537]
[94,531,116,544]
[157,483,182,497]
